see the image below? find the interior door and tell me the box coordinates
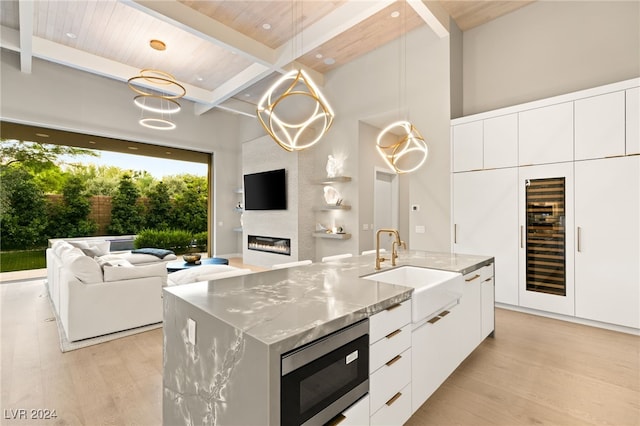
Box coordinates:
[518,163,575,316]
[374,170,398,251]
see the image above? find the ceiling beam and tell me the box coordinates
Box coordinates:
[407,0,449,38]
[18,0,33,73]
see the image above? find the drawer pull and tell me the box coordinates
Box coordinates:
[385,329,402,339]
[427,316,441,324]
[385,392,402,406]
[483,277,492,283]
[326,414,346,426]
[465,274,480,282]
[385,355,402,366]
[385,303,401,312]
[438,310,450,317]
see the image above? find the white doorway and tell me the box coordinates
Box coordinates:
[373,168,399,251]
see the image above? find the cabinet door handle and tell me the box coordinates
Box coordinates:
[385,355,402,366]
[385,392,402,406]
[520,225,524,249]
[438,310,450,317]
[326,414,346,426]
[385,329,402,339]
[427,316,441,324]
[465,274,480,282]
[577,226,582,252]
[454,224,457,244]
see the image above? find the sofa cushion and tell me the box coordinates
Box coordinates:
[100,252,177,265]
[61,247,85,264]
[69,240,110,256]
[103,262,167,285]
[167,265,240,286]
[53,240,75,258]
[95,257,134,269]
[68,255,104,283]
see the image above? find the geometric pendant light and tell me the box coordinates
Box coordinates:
[256,69,335,152]
[376,121,429,174]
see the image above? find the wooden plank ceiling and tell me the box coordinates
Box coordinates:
[0,0,535,116]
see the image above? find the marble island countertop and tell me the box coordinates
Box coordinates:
[163,250,493,354]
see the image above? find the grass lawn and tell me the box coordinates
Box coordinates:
[0,249,47,272]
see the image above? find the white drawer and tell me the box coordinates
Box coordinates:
[369,300,411,343]
[463,263,494,285]
[369,347,411,414]
[370,383,412,426]
[370,323,411,374]
[334,394,369,426]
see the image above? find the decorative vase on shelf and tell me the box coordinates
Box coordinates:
[323,186,341,205]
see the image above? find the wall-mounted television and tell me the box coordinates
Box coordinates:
[243,168,287,210]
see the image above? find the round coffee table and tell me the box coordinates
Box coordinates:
[166,257,229,272]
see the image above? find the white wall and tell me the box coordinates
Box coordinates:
[462,1,640,115]
[0,50,242,255]
[312,25,452,257]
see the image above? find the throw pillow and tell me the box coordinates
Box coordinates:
[95,257,134,269]
[68,255,104,283]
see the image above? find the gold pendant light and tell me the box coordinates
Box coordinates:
[128,69,186,131]
[257,69,334,152]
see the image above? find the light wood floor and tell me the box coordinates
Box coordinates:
[1,271,638,425]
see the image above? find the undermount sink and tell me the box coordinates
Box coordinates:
[362,266,464,323]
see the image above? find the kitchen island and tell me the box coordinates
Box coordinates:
[163,251,493,425]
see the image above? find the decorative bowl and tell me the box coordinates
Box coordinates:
[183,254,202,264]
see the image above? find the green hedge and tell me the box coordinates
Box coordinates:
[134,229,206,254]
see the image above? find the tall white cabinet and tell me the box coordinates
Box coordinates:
[451,78,640,331]
[575,156,640,328]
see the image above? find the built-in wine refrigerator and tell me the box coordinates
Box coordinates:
[525,177,566,296]
[519,163,574,316]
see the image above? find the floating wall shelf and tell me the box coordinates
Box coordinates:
[314,176,352,185]
[313,232,352,240]
[314,205,351,211]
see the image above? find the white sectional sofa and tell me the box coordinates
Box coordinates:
[46,238,177,342]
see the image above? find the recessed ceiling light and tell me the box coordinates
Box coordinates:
[150,39,166,51]
[315,53,323,59]
[35,133,49,138]
[65,32,77,39]
[88,140,97,144]
[244,93,251,97]
[262,23,272,30]
[196,76,204,82]
[127,146,139,150]
[165,151,172,155]
[391,11,400,18]
[323,58,336,65]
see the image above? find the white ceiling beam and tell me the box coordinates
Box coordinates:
[18,0,34,73]
[407,0,449,38]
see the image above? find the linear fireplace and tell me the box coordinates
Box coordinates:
[248,235,291,256]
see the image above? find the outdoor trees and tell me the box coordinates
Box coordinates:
[0,168,49,249]
[146,181,173,229]
[172,175,208,234]
[48,175,97,238]
[108,174,145,235]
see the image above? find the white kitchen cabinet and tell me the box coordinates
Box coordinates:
[452,121,483,172]
[369,301,411,424]
[518,162,575,316]
[484,113,518,169]
[411,305,461,412]
[627,87,640,155]
[370,383,411,426]
[453,169,519,305]
[481,276,495,339]
[337,395,370,426]
[575,91,626,160]
[575,156,640,328]
[518,102,573,166]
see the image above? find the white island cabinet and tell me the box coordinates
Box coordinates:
[412,263,495,413]
[369,300,412,426]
